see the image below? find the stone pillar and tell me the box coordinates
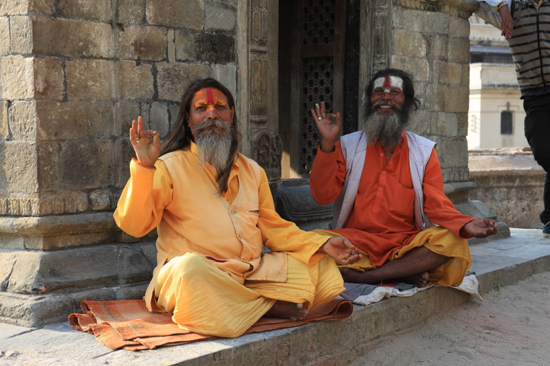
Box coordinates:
[0,0,238,327]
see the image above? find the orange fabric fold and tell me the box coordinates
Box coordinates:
[68,298,353,351]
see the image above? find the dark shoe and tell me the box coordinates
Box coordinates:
[543,222,550,238]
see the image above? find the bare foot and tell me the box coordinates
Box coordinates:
[397,272,429,287]
[264,301,308,320]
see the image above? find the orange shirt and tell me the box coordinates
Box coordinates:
[310,133,474,266]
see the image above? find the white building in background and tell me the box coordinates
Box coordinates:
[468,15,529,150]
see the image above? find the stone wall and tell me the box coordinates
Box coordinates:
[469,148,545,229]
[0,0,238,326]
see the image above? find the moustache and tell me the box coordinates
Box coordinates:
[372,100,403,112]
[191,119,231,135]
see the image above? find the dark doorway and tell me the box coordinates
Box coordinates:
[279,0,360,178]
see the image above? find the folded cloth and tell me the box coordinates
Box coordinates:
[340,274,481,306]
[68,298,353,351]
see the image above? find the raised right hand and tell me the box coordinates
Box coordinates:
[130,116,160,168]
[310,102,341,153]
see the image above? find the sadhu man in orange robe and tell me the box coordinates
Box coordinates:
[309,68,498,288]
[114,78,361,338]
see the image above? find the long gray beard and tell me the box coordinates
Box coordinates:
[194,121,233,172]
[364,106,407,148]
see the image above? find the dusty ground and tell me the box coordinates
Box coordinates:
[352,271,550,366]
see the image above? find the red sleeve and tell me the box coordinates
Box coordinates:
[309,142,348,204]
[422,149,474,237]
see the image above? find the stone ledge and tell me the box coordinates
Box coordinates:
[0,212,121,250]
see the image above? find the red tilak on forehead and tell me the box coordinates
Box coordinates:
[383,75,391,89]
[206,88,214,104]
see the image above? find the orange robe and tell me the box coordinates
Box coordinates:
[310,133,474,279]
[114,143,344,337]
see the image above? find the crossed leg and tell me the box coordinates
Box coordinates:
[340,246,449,287]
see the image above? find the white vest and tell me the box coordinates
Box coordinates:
[331,130,436,231]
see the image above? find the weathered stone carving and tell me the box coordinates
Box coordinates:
[252,130,282,181]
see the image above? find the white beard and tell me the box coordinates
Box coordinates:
[364,109,405,148]
[193,120,232,172]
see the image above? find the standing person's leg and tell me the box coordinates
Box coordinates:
[524,94,550,236]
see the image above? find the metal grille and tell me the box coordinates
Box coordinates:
[302,0,336,46]
[299,57,334,174]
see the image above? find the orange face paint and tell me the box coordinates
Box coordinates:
[192,88,229,111]
[188,88,234,127]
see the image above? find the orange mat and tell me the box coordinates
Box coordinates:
[68,299,353,351]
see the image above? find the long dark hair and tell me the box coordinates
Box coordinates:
[161,78,242,193]
[363,68,420,120]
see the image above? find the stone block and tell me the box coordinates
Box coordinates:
[205,2,236,31]
[156,62,211,102]
[29,0,56,15]
[393,30,426,57]
[431,60,449,84]
[36,101,115,140]
[0,252,18,291]
[445,113,458,137]
[0,101,8,140]
[33,57,64,100]
[117,244,155,284]
[442,137,468,168]
[115,101,140,137]
[0,292,76,327]
[1,55,34,100]
[174,28,197,61]
[33,17,114,58]
[456,113,469,138]
[408,109,430,137]
[447,62,464,85]
[390,56,429,82]
[90,188,111,211]
[147,101,170,137]
[59,140,112,189]
[7,212,118,250]
[196,32,236,64]
[146,0,203,30]
[0,17,10,56]
[58,0,113,22]
[117,61,154,100]
[212,63,237,97]
[10,16,33,54]
[9,101,37,140]
[66,59,114,100]
[426,34,448,61]
[0,0,28,15]
[7,248,119,294]
[0,141,38,193]
[449,16,470,38]
[114,139,135,188]
[34,192,89,215]
[36,141,59,192]
[169,103,180,127]
[116,0,145,24]
[117,25,166,61]
[445,85,469,113]
[448,37,470,64]
[393,8,448,34]
[424,83,446,112]
[462,64,470,85]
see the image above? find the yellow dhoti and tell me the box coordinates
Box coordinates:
[315,226,471,286]
[154,252,345,338]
